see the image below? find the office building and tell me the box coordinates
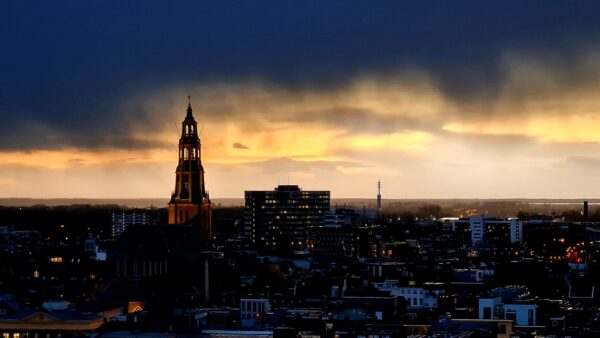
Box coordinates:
[244,185,329,253]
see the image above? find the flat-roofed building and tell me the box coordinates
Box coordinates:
[244,185,329,254]
[452,216,522,247]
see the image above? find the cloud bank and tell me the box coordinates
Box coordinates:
[3,2,600,198]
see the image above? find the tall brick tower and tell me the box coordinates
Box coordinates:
[168,97,212,241]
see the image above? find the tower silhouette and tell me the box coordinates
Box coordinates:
[377,180,382,212]
[168,97,212,241]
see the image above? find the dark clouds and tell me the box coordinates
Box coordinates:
[0,120,170,151]
[233,142,250,150]
[286,107,444,134]
[3,1,600,151]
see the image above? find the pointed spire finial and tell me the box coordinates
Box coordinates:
[186,96,193,117]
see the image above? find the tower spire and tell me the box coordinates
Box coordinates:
[168,98,212,242]
[186,96,193,117]
[377,180,382,213]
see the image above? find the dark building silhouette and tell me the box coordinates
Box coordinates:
[244,185,330,254]
[109,225,170,279]
[106,98,215,313]
[107,224,214,302]
[168,97,212,242]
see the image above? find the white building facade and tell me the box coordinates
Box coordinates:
[479,297,536,326]
[373,280,444,310]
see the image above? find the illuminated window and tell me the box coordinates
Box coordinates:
[49,257,63,263]
[33,270,40,278]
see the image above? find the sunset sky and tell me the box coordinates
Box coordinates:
[3,1,600,199]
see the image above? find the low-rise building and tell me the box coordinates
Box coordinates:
[479,297,536,326]
[240,298,270,329]
[372,280,445,310]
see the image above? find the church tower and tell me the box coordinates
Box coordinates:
[168,97,212,241]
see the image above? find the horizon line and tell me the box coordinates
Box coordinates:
[0,197,598,201]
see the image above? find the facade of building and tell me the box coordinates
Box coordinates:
[452,217,523,246]
[479,297,536,326]
[350,207,380,224]
[341,295,399,322]
[0,303,104,336]
[427,318,515,338]
[109,225,170,279]
[168,98,212,241]
[244,185,330,253]
[111,212,150,238]
[307,227,358,257]
[373,280,445,310]
[240,298,270,328]
[323,208,360,228]
[326,207,379,226]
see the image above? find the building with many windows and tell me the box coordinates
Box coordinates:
[324,208,359,228]
[111,212,151,238]
[452,217,523,247]
[244,185,330,254]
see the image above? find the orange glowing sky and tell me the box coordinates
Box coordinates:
[3,69,600,199]
[4,2,600,199]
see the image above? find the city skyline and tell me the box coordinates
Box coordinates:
[3,2,600,199]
